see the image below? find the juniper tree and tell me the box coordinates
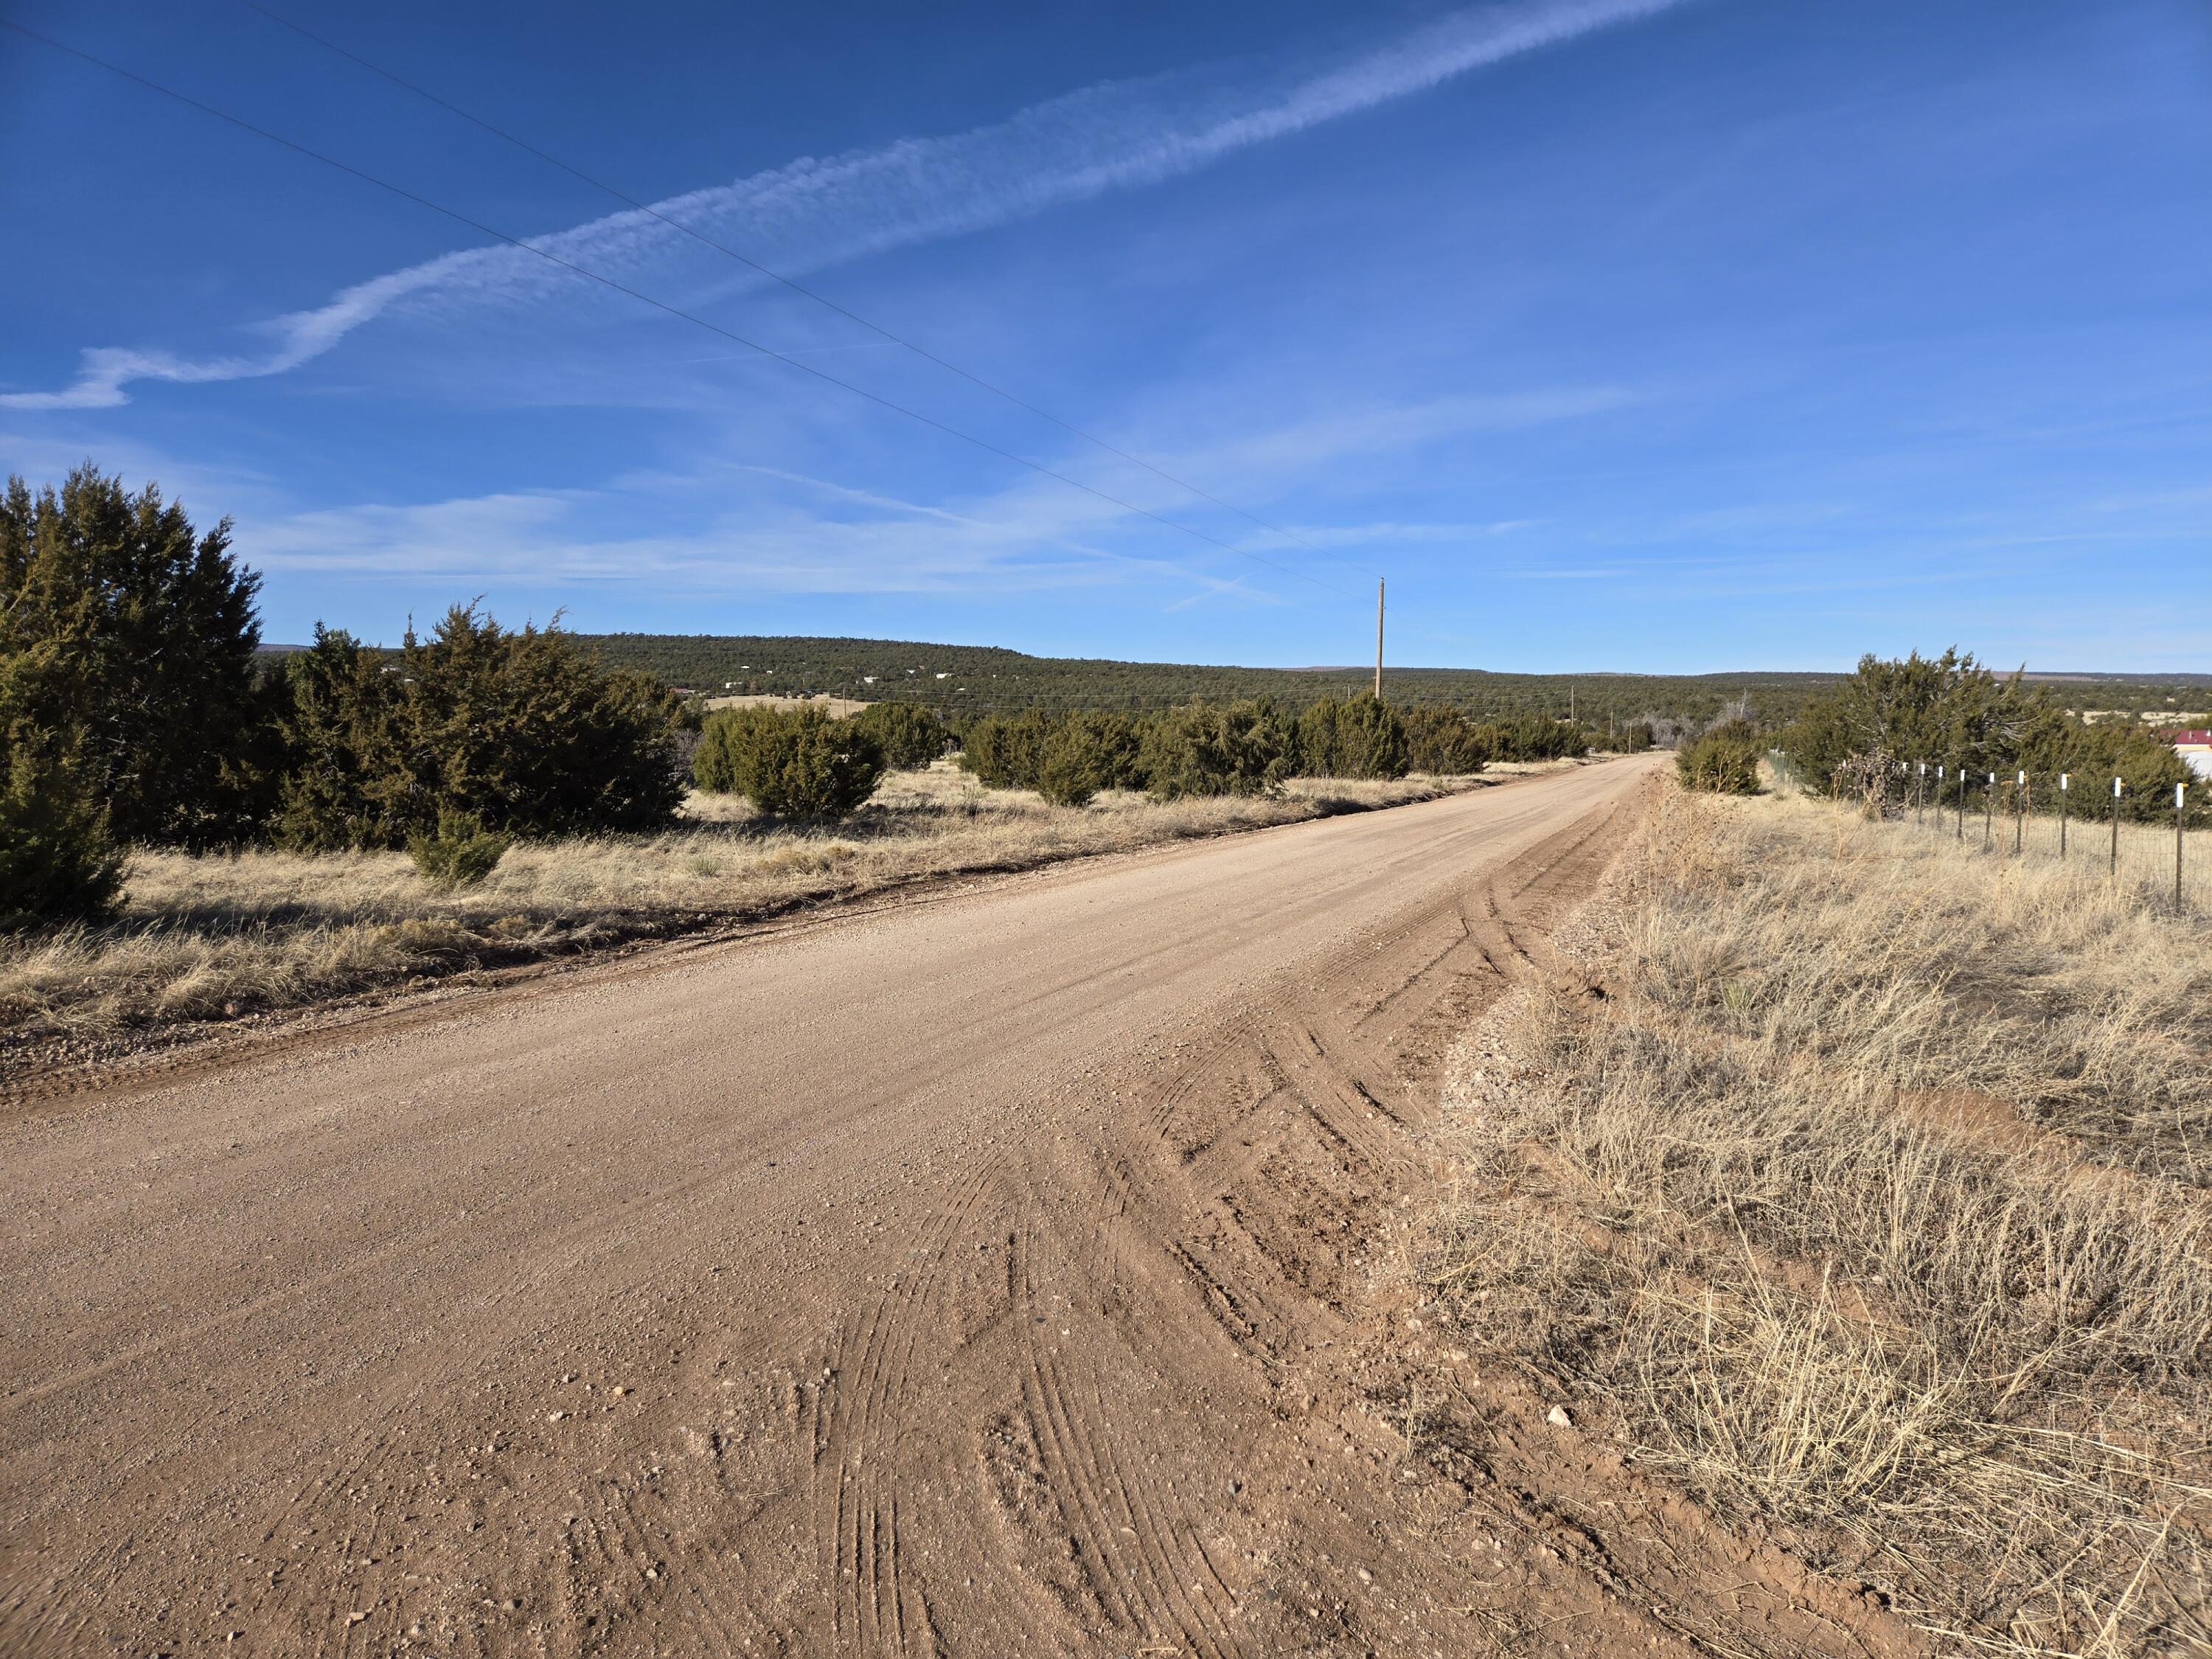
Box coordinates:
[0,465,275,846]
[693,703,885,817]
[279,605,684,848]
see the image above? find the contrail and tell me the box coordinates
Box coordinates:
[6,0,1685,410]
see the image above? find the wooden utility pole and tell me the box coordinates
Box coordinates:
[1374,580,1385,700]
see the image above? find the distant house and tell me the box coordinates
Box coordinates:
[2160,729,2212,780]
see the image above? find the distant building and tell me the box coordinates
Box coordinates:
[2160,729,2212,780]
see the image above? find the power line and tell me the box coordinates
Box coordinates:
[237,0,1352,574]
[5,19,1357,601]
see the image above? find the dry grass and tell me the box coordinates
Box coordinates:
[1421,784,2212,1655]
[0,763,1480,1046]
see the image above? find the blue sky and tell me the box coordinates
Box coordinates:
[3,0,2205,670]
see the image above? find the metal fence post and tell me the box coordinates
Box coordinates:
[1984,773,1996,850]
[2180,782,2188,910]
[2059,772,2068,857]
[1958,763,1967,841]
[2014,770,2025,855]
[2111,776,2121,878]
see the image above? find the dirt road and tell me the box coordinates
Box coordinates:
[1,755,1898,1657]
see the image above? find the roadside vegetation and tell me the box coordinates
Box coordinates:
[1782,649,2197,821]
[1420,782,2212,1655]
[4,465,1621,1057]
[0,765,1500,1048]
[945,698,1604,807]
[1674,717,1761,794]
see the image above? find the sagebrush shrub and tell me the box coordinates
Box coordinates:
[695,704,885,817]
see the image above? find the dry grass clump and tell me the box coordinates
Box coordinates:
[1422,786,2212,1655]
[0,765,1464,1045]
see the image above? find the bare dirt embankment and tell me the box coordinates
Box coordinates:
[3,754,1917,1657]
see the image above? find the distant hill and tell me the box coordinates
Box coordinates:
[2023,671,2212,686]
[260,631,2200,727]
[575,633,1849,726]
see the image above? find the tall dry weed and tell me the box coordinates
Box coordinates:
[1423,786,2212,1655]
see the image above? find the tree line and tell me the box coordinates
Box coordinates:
[582,633,2208,728]
[946,701,1602,805]
[581,632,1855,728]
[0,465,1703,933]
[1,467,689,928]
[1,467,1623,929]
[1674,647,2198,815]
[684,684,1613,815]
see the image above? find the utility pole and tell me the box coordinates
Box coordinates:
[1374,579,1385,700]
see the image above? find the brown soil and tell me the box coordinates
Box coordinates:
[0,756,1919,1656]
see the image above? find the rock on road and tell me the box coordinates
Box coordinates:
[3,757,1671,1657]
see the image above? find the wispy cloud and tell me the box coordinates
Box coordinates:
[239,456,1237,597]
[4,0,1683,410]
[1284,519,1540,546]
[241,483,1217,597]
[1167,389,1646,492]
[233,379,1632,597]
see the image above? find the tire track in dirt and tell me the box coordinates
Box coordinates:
[0,760,1910,1655]
[1007,1217,1250,1659]
[813,1154,1006,1655]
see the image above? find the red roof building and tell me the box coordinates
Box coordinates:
[2159,729,2212,779]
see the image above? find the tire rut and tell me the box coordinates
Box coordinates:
[7,759,1789,1658]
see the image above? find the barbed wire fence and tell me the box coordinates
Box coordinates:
[1764,751,2208,914]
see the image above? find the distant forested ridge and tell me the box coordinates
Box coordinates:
[574,634,2208,727]
[577,633,1851,726]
